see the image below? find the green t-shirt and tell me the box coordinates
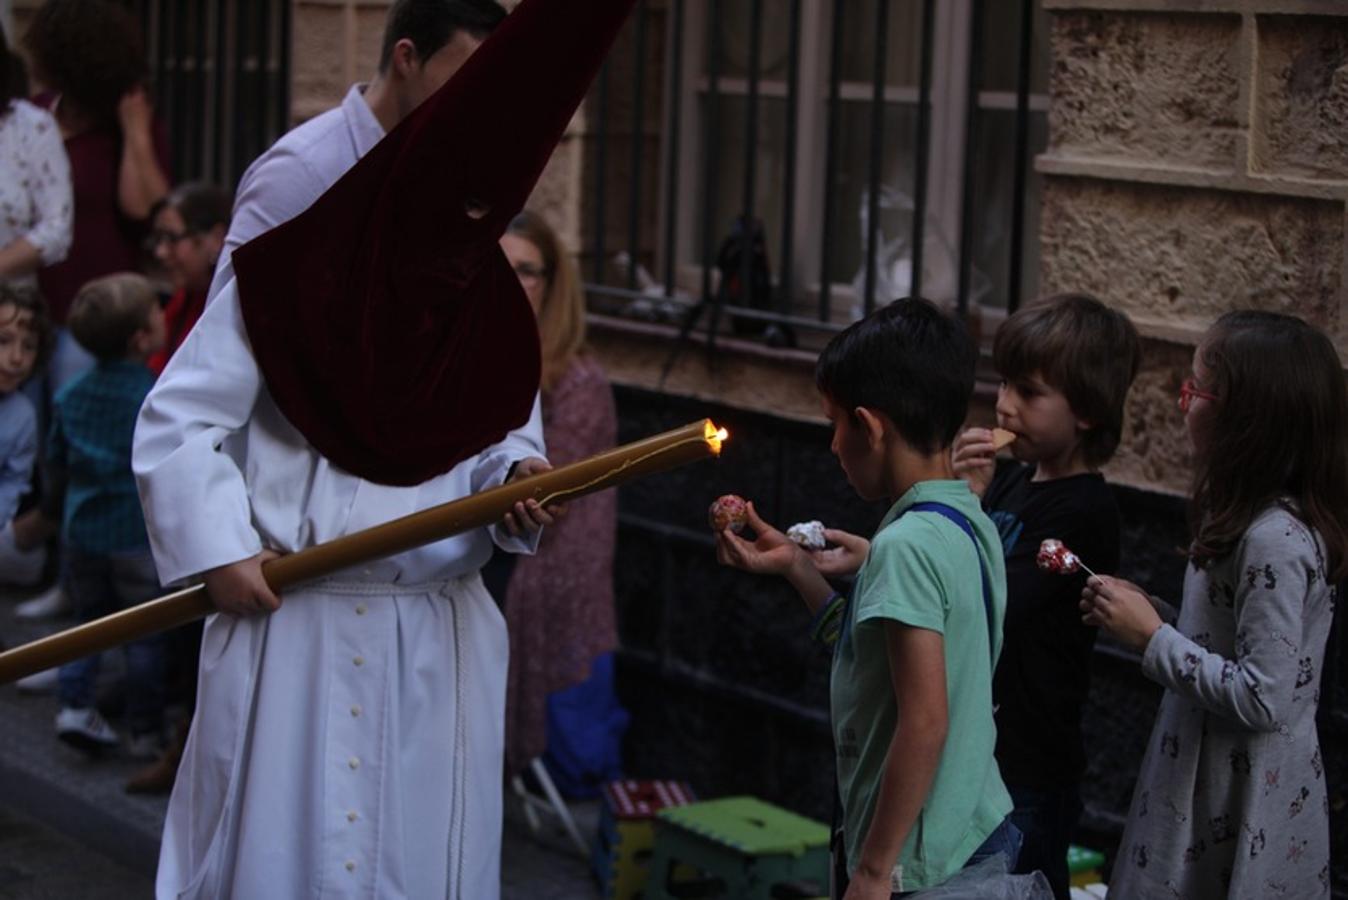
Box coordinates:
[831,480,1013,892]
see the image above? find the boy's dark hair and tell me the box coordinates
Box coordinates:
[67,273,158,362]
[816,297,976,454]
[378,0,507,71]
[156,181,233,234]
[23,0,148,123]
[0,283,54,373]
[1192,310,1348,581]
[993,293,1141,468]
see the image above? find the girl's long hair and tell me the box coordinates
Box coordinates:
[1191,311,1348,579]
[505,210,587,392]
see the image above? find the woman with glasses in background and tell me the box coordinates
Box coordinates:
[146,182,231,375]
[497,210,625,803]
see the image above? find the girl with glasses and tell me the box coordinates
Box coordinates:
[1081,311,1348,899]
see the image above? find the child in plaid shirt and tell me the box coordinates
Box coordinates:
[48,273,168,756]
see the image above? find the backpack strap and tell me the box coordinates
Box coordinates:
[908,501,997,664]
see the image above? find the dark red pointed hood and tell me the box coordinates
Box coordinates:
[232,0,635,486]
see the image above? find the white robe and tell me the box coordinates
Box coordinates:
[133,84,545,900]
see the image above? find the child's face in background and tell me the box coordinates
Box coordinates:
[995,371,1088,475]
[822,393,885,500]
[0,303,39,395]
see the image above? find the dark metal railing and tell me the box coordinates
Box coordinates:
[133,0,289,191]
[584,0,1044,343]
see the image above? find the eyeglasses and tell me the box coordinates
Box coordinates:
[148,228,198,248]
[1178,378,1218,413]
[512,262,549,285]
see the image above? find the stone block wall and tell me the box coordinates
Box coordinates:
[1040,1,1348,496]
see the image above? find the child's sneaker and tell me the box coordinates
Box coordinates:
[15,584,71,620]
[55,707,120,753]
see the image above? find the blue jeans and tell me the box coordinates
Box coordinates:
[832,816,1023,898]
[1006,782,1081,900]
[57,547,166,735]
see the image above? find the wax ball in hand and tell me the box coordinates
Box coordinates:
[708,494,750,534]
[786,520,827,551]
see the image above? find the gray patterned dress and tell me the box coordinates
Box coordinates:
[1110,505,1333,899]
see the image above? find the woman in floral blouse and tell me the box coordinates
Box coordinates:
[0,22,71,287]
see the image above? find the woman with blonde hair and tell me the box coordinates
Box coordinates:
[499,210,623,795]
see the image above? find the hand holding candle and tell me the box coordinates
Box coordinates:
[0,419,729,685]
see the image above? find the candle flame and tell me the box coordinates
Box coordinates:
[704,420,730,455]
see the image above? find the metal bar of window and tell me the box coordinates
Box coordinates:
[909,0,936,302]
[277,0,292,141]
[171,1,187,177]
[191,0,207,179]
[253,0,268,168]
[777,0,801,314]
[863,0,889,316]
[1007,0,1035,313]
[662,0,684,298]
[817,0,846,322]
[232,0,248,188]
[212,0,228,184]
[592,60,610,283]
[626,0,648,289]
[698,0,723,307]
[956,0,986,318]
[738,0,763,324]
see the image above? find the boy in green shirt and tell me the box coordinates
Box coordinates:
[716,298,1017,897]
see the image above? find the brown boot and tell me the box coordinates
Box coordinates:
[125,716,188,794]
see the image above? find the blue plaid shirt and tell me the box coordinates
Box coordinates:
[48,360,154,553]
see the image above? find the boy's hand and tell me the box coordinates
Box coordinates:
[952,427,998,497]
[502,457,565,536]
[117,85,154,138]
[203,550,282,617]
[715,501,803,577]
[1080,575,1163,651]
[809,528,870,577]
[842,870,892,900]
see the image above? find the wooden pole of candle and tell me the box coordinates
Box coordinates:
[0,419,726,685]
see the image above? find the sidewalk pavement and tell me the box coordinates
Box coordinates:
[0,583,600,899]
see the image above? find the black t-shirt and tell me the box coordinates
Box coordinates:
[984,462,1121,789]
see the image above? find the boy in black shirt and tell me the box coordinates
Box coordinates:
[953,293,1140,899]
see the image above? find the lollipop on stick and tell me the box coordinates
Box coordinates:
[1036,539,1098,579]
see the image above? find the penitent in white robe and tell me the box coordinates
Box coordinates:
[135,78,544,900]
[134,263,545,898]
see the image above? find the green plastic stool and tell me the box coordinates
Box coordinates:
[1067,844,1106,887]
[646,796,830,900]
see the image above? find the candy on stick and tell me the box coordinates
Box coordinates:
[1036,538,1098,578]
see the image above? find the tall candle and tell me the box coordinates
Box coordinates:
[0,419,727,684]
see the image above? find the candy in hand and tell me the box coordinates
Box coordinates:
[786,520,827,551]
[708,494,749,534]
[1036,539,1096,577]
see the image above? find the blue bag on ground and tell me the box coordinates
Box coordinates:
[541,652,629,799]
